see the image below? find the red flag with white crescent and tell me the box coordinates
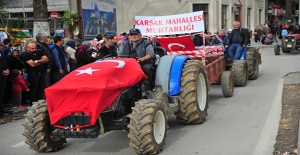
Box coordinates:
[45,58,147,125]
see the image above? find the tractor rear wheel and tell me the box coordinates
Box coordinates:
[274,44,280,55]
[22,100,66,152]
[221,71,234,97]
[175,60,208,124]
[246,48,259,80]
[232,60,248,87]
[128,99,167,154]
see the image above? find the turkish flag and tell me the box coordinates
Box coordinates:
[156,36,195,51]
[45,58,147,125]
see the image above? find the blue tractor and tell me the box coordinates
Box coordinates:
[22,47,208,154]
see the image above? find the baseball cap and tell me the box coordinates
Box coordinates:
[129,28,141,35]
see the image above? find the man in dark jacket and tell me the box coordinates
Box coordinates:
[110,35,119,57]
[34,33,52,88]
[99,38,112,58]
[50,36,68,84]
[228,21,250,60]
[210,29,230,58]
[0,44,12,116]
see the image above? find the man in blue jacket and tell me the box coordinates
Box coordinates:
[50,36,68,84]
[210,29,230,58]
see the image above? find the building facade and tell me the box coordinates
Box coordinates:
[3,0,266,36]
[116,0,266,34]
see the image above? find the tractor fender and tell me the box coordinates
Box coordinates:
[169,56,189,96]
[155,55,177,93]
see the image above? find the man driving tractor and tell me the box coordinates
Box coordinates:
[119,28,155,89]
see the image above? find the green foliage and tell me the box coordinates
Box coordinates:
[7,16,24,28]
[56,11,78,39]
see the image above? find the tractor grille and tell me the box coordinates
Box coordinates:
[56,113,90,126]
[285,36,295,41]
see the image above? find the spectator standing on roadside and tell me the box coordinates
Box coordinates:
[253,26,262,43]
[34,33,52,88]
[110,35,119,57]
[50,36,68,84]
[271,23,278,43]
[75,45,97,68]
[276,22,283,36]
[99,38,112,58]
[289,22,295,34]
[292,24,300,34]
[10,69,29,109]
[2,38,12,59]
[0,44,12,116]
[21,41,48,104]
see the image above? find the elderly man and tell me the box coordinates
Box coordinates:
[228,21,250,60]
[119,28,155,89]
[21,41,48,104]
[210,29,230,58]
[35,33,52,88]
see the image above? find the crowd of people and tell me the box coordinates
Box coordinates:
[0,32,132,116]
[253,21,300,45]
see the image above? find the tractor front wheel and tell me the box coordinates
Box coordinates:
[22,100,66,152]
[128,99,167,154]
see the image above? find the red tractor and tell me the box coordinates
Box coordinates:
[274,34,300,55]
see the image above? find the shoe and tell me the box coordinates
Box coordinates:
[13,105,18,109]
[18,105,26,109]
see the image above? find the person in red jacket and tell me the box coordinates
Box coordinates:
[10,69,29,108]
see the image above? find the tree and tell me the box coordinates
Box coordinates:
[285,0,293,23]
[33,0,50,37]
[0,2,7,27]
[57,11,78,39]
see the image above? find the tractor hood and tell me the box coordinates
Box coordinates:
[45,58,147,125]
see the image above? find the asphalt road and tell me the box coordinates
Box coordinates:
[1,47,300,155]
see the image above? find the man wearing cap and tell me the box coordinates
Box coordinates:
[119,28,155,89]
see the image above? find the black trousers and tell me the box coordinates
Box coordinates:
[141,63,154,89]
[28,72,46,104]
[0,75,7,111]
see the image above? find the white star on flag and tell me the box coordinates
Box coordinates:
[75,67,100,76]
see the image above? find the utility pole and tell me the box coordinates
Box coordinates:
[298,0,300,24]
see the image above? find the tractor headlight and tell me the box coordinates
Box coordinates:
[292,39,295,42]
[285,39,288,42]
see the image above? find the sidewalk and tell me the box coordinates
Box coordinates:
[0,104,29,124]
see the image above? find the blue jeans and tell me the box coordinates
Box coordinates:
[228,44,245,60]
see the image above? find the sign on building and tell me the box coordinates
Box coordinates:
[81,0,116,39]
[135,11,205,36]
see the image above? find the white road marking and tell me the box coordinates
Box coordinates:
[253,78,284,155]
[11,141,26,147]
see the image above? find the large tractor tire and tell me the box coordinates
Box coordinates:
[175,60,208,124]
[231,60,248,87]
[274,44,280,55]
[221,71,234,97]
[128,99,167,154]
[246,48,259,80]
[22,100,66,152]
